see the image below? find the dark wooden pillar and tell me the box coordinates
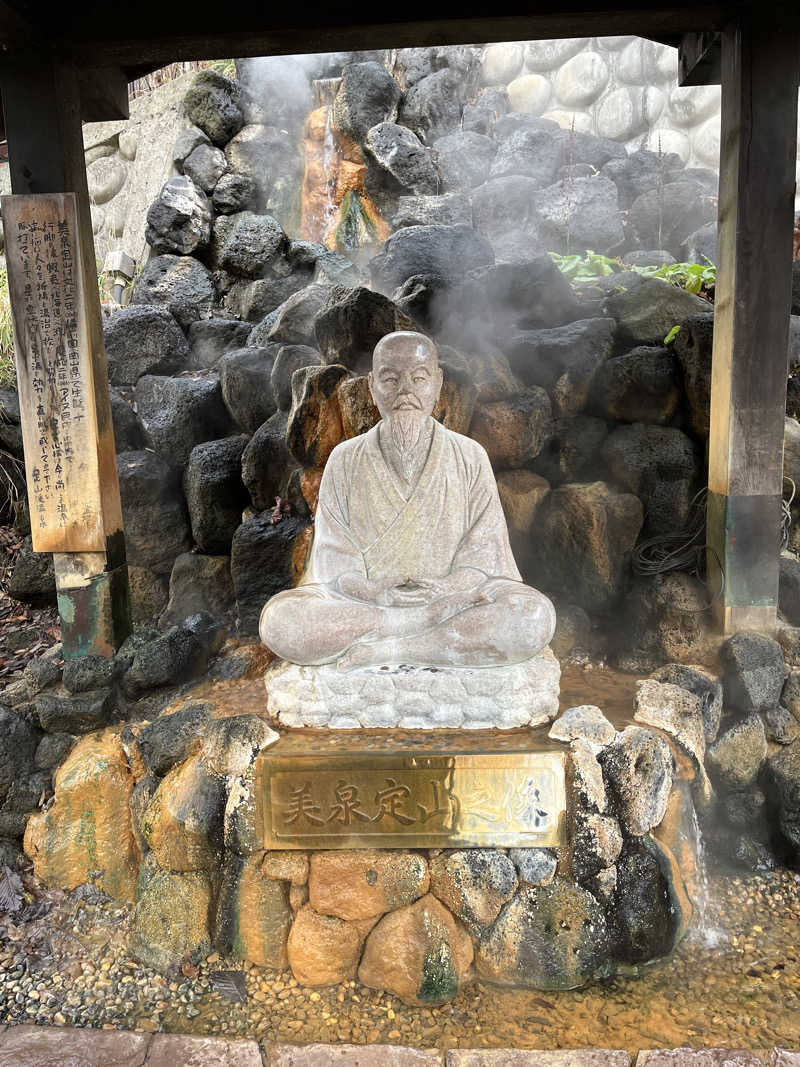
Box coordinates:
[706,20,800,635]
[1,60,132,656]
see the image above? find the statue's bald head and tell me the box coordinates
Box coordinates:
[369,331,443,422]
[373,331,438,370]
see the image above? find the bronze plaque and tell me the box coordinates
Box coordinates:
[256,733,566,850]
[2,193,106,552]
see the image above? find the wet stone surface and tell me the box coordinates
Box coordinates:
[0,869,798,1051]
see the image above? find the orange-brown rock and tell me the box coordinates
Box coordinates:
[309,850,429,921]
[304,157,328,189]
[300,468,323,515]
[653,779,699,902]
[467,351,522,402]
[23,728,139,903]
[142,755,225,872]
[338,376,379,439]
[334,127,366,166]
[469,387,553,469]
[299,109,370,246]
[291,524,314,581]
[337,160,368,196]
[261,850,309,885]
[646,834,693,944]
[433,377,478,435]
[358,893,473,1006]
[305,106,329,142]
[287,905,366,986]
[497,470,550,539]
[287,364,348,469]
[215,855,292,968]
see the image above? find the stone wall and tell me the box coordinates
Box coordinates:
[83,73,200,269]
[0,72,196,272]
[479,38,800,208]
[481,39,717,172]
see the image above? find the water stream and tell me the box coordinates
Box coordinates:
[688,800,727,948]
[321,105,338,244]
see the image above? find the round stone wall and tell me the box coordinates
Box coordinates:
[481,38,719,172]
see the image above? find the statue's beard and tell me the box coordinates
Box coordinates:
[387,410,426,453]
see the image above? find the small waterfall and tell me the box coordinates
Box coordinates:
[299,76,390,254]
[321,106,338,244]
[312,77,341,109]
[689,800,726,947]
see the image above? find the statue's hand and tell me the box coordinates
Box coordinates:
[411,571,487,601]
[381,581,434,607]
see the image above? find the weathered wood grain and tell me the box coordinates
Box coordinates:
[706,21,800,633]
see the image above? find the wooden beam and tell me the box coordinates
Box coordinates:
[706,19,800,635]
[0,4,730,70]
[78,66,130,121]
[678,30,721,85]
[0,1,40,45]
[0,59,132,657]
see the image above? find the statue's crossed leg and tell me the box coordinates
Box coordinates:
[260,579,556,671]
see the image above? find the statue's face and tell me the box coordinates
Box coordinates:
[369,332,443,422]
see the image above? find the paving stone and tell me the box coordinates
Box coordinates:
[635,1053,768,1067]
[0,1025,150,1066]
[147,1033,263,1066]
[269,1046,442,1065]
[447,1053,632,1067]
[772,1053,800,1067]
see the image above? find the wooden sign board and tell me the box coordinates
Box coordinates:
[3,193,106,552]
[256,734,566,850]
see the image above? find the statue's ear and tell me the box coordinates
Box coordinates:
[367,371,374,401]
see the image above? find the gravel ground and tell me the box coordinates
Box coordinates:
[0,867,799,1051]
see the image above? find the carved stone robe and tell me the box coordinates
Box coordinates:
[304,418,521,587]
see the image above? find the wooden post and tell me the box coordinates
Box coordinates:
[706,20,800,635]
[1,60,132,656]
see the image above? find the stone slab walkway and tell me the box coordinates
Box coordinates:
[0,1029,797,1067]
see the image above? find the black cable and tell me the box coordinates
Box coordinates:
[781,476,796,551]
[631,488,724,613]
[632,479,796,614]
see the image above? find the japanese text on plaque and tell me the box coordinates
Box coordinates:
[3,194,104,551]
[260,755,566,849]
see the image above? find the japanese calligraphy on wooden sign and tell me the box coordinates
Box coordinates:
[256,737,566,849]
[2,193,106,553]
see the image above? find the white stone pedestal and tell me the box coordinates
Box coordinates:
[264,648,561,729]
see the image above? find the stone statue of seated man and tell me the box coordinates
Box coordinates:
[260,330,556,674]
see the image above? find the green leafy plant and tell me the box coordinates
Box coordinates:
[664,324,681,345]
[548,250,716,298]
[547,250,624,285]
[640,258,716,294]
